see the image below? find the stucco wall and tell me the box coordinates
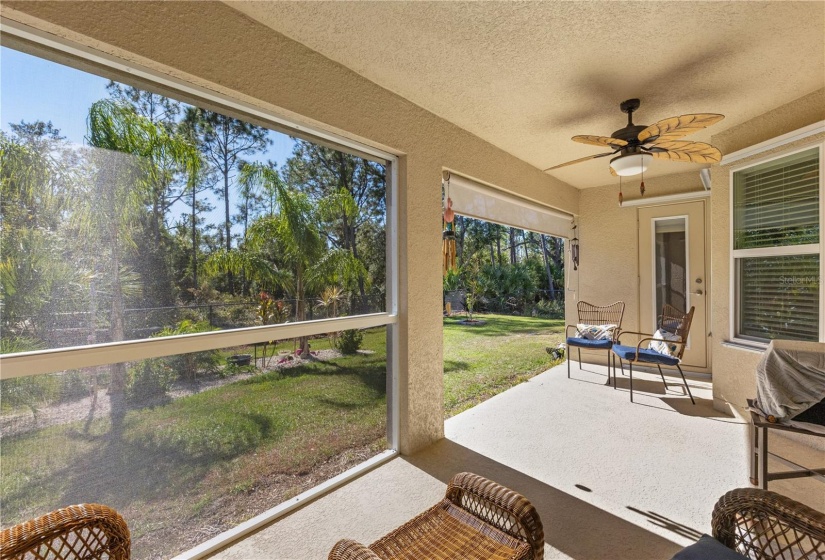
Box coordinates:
[709,89,825,414]
[1,1,580,454]
[567,172,708,368]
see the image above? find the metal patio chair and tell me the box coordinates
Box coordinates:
[611,304,696,404]
[565,300,625,383]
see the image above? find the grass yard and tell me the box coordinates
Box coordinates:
[0,329,388,559]
[1,315,563,558]
[443,313,565,416]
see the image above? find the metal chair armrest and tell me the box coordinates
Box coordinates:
[565,324,579,337]
[616,331,653,345]
[446,472,544,560]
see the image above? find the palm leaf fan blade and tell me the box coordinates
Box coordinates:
[572,135,628,148]
[638,113,725,143]
[544,151,614,171]
[650,140,722,163]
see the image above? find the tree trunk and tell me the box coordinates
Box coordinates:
[496,235,502,264]
[191,183,198,289]
[295,268,310,355]
[540,234,555,297]
[489,242,495,267]
[108,227,126,394]
[509,228,517,264]
[456,215,465,269]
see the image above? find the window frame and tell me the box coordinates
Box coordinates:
[728,140,825,347]
[0,19,401,557]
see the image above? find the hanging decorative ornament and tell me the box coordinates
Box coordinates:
[618,176,623,206]
[640,161,646,196]
[570,223,580,271]
[442,173,457,276]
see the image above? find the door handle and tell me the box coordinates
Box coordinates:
[691,289,703,296]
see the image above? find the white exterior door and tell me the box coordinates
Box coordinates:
[639,201,708,369]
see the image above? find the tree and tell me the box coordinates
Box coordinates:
[79,100,199,393]
[0,124,78,345]
[206,163,365,354]
[183,108,270,255]
[282,141,385,307]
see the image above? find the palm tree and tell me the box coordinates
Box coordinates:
[206,163,365,354]
[77,100,200,392]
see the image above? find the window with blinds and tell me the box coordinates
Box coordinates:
[734,147,820,249]
[733,146,822,343]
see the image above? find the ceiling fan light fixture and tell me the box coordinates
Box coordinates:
[610,152,653,177]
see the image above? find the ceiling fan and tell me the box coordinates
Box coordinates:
[545,99,724,188]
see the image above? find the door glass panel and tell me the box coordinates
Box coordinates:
[654,218,687,317]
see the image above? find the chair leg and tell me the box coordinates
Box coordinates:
[657,364,669,389]
[567,351,571,378]
[605,350,611,386]
[612,354,617,389]
[578,348,582,369]
[676,364,695,405]
[629,362,634,403]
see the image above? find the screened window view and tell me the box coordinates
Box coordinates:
[733,147,821,342]
[1,46,390,558]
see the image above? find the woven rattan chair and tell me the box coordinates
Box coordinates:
[612,304,696,404]
[328,472,544,560]
[565,300,625,382]
[712,488,825,560]
[0,504,130,560]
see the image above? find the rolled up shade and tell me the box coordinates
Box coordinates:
[446,173,574,239]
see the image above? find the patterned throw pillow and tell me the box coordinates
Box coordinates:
[649,329,681,356]
[576,323,617,341]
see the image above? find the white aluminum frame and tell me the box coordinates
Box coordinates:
[728,141,825,346]
[0,18,401,557]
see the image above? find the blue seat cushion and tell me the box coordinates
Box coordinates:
[671,535,749,560]
[566,336,613,350]
[611,344,680,366]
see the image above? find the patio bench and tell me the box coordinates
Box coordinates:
[328,472,544,560]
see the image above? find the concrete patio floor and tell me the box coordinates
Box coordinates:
[210,361,824,560]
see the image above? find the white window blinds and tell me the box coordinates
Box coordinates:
[733,146,821,343]
[734,147,819,249]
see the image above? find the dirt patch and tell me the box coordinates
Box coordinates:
[133,443,380,559]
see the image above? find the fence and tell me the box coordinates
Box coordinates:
[11,294,386,350]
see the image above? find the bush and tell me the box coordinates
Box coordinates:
[127,358,175,402]
[532,298,565,319]
[336,329,364,355]
[155,320,221,380]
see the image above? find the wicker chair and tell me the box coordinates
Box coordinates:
[0,504,130,560]
[611,304,696,404]
[328,472,544,560]
[712,488,825,560]
[565,300,625,382]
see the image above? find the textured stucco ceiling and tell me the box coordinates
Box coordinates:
[229,1,825,188]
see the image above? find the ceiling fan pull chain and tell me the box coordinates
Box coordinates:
[640,163,646,196]
[618,176,623,206]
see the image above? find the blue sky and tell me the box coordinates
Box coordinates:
[1,46,296,234]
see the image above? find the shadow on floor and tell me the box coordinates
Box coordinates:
[405,438,684,560]
[626,506,704,541]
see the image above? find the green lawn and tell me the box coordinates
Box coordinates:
[1,315,563,558]
[1,329,387,558]
[443,313,565,416]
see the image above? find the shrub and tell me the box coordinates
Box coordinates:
[336,329,364,355]
[532,298,565,319]
[126,358,175,402]
[155,320,221,381]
